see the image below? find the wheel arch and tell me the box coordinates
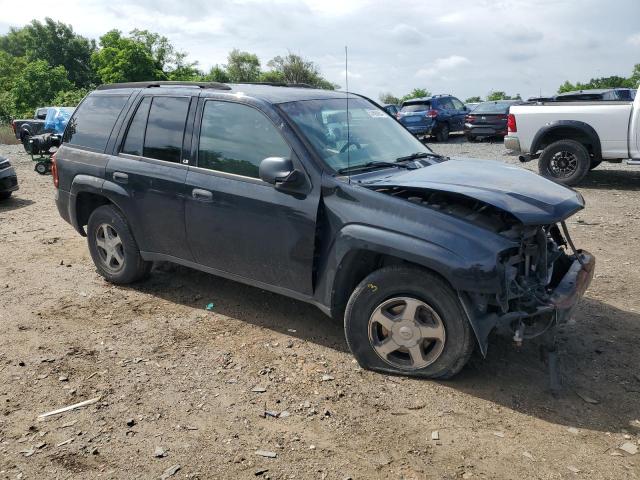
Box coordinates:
[531,121,602,160]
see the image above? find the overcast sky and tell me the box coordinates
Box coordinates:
[1,0,639,100]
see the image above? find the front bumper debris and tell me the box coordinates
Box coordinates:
[550,250,595,323]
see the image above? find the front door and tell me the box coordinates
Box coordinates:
[106,94,194,260]
[184,99,319,295]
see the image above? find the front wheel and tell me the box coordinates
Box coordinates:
[538,139,590,186]
[87,205,152,284]
[344,266,475,379]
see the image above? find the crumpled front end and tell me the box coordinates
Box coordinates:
[459,221,594,355]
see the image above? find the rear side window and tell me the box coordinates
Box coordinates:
[198,101,291,179]
[64,94,129,151]
[400,102,430,112]
[121,96,190,163]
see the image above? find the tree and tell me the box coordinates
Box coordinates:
[202,65,231,83]
[487,91,521,101]
[379,92,400,104]
[265,52,335,89]
[465,96,482,103]
[52,88,90,107]
[91,30,165,84]
[130,29,199,80]
[400,88,431,102]
[11,60,71,115]
[258,70,286,83]
[630,63,640,88]
[226,49,261,83]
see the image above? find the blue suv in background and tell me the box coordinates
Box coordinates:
[397,94,468,142]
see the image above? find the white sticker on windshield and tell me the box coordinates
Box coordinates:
[366,109,388,118]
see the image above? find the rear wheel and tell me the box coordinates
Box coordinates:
[87,205,152,284]
[435,124,449,142]
[538,139,590,186]
[344,265,475,379]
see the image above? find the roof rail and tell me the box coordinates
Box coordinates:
[431,94,451,98]
[236,82,314,88]
[96,81,232,91]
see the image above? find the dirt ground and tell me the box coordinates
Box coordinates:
[1,138,639,480]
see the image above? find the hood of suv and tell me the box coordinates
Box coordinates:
[362,158,584,225]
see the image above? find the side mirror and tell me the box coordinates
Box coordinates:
[259,157,305,191]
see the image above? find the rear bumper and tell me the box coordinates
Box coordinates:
[464,125,507,137]
[404,124,434,135]
[55,188,75,228]
[504,135,521,151]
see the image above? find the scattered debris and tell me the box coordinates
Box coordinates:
[58,375,68,382]
[619,442,638,455]
[575,391,599,405]
[255,450,277,458]
[567,427,579,435]
[254,468,269,476]
[154,446,168,458]
[431,430,439,441]
[37,397,101,419]
[20,448,35,457]
[252,386,267,393]
[567,466,580,473]
[127,418,136,427]
[493,431,505,438]
[160,464,181,479]
[205,303,215,311]
[56,438,73,447]
[279,411,290,418]
[522,451,534,461]
[321,375,334,382]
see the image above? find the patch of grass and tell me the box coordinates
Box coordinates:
[0,124,19,145]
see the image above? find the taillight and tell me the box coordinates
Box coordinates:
[425,109,438,118]
[11,121,16,134]
[465,114,476,123]
[51,153,59,188]
[396,113,401,120]
[507,114,517,133]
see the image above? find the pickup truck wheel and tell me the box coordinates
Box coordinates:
[435,124,449,142]
[344,265,474,379]
[538,140,590,186]
[87,205,152,284]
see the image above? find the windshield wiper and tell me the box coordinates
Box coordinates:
[337,161,416,175]
[395,151,444,162]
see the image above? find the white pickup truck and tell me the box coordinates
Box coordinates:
[505,89,640,185]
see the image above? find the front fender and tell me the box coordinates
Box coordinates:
[315,224,506,316]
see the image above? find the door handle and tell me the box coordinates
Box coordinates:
[113,172,128,183]
[192,188,213,201]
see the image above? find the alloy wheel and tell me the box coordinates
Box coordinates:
[95,223,125,272]
[549,151,578,178]
[368,296,446,370]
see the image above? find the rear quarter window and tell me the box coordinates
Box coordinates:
[63,94,129,152]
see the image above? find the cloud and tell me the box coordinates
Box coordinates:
[627,33,640,46]
[390,24,423,44]
[437,12,465,24]
[415,55,470,78]
[501,28,543,43]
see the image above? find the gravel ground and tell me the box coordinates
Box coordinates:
[1,138,639,479]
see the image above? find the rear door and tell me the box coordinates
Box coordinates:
[106,94,195,260]
[184,98,319,295]
[450,97,467,131]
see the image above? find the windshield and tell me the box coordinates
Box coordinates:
[279,97,433,172]
[472,101,514,114]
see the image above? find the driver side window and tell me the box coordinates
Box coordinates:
[198,101,291,179]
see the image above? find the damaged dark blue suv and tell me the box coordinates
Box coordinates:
[53,81,594,379]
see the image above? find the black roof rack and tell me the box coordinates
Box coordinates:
[96,81,232,91]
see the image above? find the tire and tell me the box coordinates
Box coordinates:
[22,134,32,154]
[435,123,449,142]
[589,159,602,170]
[34,162,48,175]
[538,139,590,186]
[0,191,11,201]
[87,205,152,284]
[344,265,475,379]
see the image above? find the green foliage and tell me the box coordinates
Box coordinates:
[258,70,286,83]
[0,91,16,124]
[400,88,431,103]
[379,92,400,105]
[11,60,71,116]
[265,53,335,89]
[558,65,640,93]
[91,30,166,84]
[52,88,90,107]
[202,65,231,83]
[487,91,521,101]
[464,96,482,103]
[226,49,261,83]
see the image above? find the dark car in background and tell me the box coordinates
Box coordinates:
[397,94,468,142]
[555,88,635,102]
[0,156,19,200]
[464,100,522,141]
